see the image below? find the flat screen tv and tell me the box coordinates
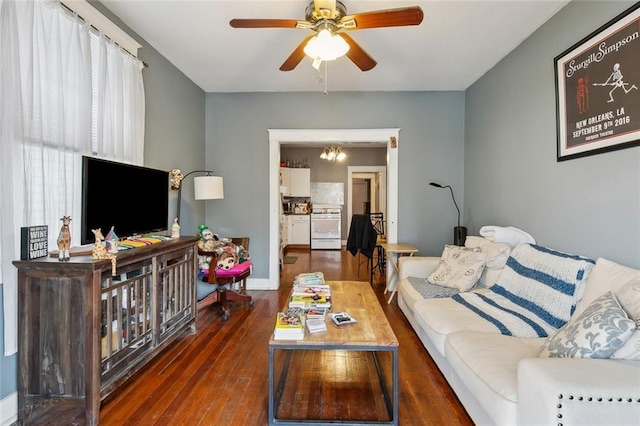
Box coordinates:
[81,156,170,245]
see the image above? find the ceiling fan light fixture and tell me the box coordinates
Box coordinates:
[303,29,349,61]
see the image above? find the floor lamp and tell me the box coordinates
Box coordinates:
[429,182,467,246]
[171,169,224,226]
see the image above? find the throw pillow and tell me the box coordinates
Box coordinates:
[464,236,512,269]
[539,291,636,359]
[427,245,486,291]
[615,278,640,319]
[611,278,640,360]
[464,236,512,287]
[491,244,595,330]
[573,257,640,318]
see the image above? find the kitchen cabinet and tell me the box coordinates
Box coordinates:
[280,167,310,197]
[289,215,310,245]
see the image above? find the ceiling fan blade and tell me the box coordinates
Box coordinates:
[280,35,315,71]
[339,33,377,71]
[314,0,337,19]
[229,18,301,29]
[341,6,424,30]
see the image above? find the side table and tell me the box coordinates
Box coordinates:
[380,243,419,304]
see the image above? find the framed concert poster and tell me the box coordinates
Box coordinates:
[555,3,640,161]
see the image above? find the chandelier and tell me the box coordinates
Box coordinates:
[319,146,346,162]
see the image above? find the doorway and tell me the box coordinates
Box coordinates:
[347,166,387,238]
[268,129,399,290]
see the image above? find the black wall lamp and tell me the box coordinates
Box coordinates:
[429,182,467,246]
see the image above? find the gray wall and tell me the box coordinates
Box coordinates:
[0,0,206,402]
[205,92,466,278]
[465,0,640,268]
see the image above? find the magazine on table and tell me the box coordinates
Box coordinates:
[306,318,327,334]
[306,307,327,319]
[293,272,326,286]
[329,311,357,326]
[291,284,331,297]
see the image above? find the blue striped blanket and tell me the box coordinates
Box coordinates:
[453,244,595,337]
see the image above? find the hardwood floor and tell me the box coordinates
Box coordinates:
[99,247,473,425]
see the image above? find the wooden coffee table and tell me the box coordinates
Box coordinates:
[268,281,399,425]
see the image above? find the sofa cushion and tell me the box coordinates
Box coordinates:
[574,257,640,318]
[611,278,640,360]
[427,245,486,291]
[398,278,426,312]
[539,291,636,358]
[465,236,512,287]
[412,290,498,356]
[445,331,544,426]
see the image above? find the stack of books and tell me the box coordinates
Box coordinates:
[290,272,332,311]
[273,308,305,340]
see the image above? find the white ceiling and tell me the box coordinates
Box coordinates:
[101,0,570,93]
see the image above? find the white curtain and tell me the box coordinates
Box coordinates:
[0,0,145,355]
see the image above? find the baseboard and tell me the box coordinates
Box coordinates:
[0,392,17,426]
[246,277,274,290]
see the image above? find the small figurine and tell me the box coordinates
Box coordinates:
[104,226,119,254]
[170,169,184,190]
[57,215,72,261]
[171,218,180,238]
[91,228,117,276]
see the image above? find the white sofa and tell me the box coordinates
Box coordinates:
[397,241,640,426]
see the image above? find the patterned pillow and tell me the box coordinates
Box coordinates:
[611,278,640,360]
[427,245,486,291]
[539,291,636,358]
[464,236,512,287]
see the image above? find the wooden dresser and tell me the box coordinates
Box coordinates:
[13,236,199,425]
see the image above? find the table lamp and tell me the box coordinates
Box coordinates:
[171,169,224,225]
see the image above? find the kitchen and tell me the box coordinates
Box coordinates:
[279,145,387,263]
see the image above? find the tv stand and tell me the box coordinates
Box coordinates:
[13,236,199,425]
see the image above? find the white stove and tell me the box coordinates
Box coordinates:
[310,204,342,250]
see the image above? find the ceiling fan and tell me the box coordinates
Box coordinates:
[229,0,423,72]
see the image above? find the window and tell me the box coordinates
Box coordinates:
[0,0,145,355]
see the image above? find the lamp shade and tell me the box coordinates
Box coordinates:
[194,176,224,200]
[303,29,349,61]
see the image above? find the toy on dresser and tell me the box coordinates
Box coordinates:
[91,228,117,276]
[56,215,72,261]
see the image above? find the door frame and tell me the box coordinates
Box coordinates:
[268,129,399,290]
[347,166,387,237]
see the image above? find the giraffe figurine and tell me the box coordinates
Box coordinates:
[91,228,117,276]
[57,216,72,261]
